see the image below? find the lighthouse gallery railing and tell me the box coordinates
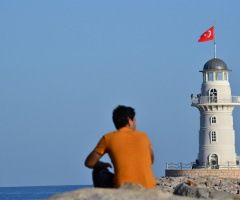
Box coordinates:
[192,96,240,104]
[166,161,239,170]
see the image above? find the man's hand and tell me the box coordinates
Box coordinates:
[94,161,112,169]
[85,151,112,169]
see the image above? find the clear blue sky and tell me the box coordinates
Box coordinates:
[1,0,240,187]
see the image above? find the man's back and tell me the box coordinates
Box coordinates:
[85,105,156,189]
[94,127,156,188]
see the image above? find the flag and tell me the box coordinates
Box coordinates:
[198,26,214,42]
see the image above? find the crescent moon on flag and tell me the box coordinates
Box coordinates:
[207,30,211,38]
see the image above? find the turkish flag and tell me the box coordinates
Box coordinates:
[198,26,214,42]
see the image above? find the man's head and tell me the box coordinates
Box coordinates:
[112,105,136,130]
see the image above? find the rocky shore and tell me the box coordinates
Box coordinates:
[46,176,240,200]
[155,176,240,195]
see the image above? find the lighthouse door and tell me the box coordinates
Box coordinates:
[210,154,218,169]
[209,89,217,103]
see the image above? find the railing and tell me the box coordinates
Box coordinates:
[221,161,239,169]
[166,161,239,170]
[191,96,240,105]
[166,162,194,170]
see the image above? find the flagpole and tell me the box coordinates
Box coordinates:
[214,22,216,58]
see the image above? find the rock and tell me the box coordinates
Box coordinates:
[174,182,240,199]
[205,180,213,187]
[197,177,208,184]
[45,183,195,200]
[46,176,240,200]
[156,176,240,195]
[218,181,223,186]
[119,182,145,190]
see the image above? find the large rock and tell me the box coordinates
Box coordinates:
[174,182,240,199]
[46,177,240,200]
[46,182,199,200]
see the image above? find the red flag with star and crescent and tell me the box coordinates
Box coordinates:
[198,26,214,42]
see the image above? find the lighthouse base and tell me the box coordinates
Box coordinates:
[195,165,239,169]
[165,169,240,179]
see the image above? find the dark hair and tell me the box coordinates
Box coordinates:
[112,105,135,130]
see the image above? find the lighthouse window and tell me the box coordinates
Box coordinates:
[215,72,222,81]
[224,72,227,81]
[211,131,217,142]
[209,89,217,103]
[208,73,213,81]
[211,117,216,124]
[203,73,206,82]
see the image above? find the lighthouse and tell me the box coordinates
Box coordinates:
[192,57,240,169]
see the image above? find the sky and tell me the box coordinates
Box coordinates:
[1,0,240,187]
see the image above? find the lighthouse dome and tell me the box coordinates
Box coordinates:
[203,58,229,71]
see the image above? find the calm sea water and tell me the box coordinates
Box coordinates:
[0,185,93,200]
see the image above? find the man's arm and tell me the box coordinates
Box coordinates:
[151,149,154,164]
[85,151,112,169]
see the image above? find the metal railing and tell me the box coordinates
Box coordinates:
[166,162,194,170]
[191,96,240,105]
[220,161,239,169]
[166,161,239,170]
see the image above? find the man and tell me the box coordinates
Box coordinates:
[85,105,156,189]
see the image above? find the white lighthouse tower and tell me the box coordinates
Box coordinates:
[192,57,240,169]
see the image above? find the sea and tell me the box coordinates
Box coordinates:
[0,185,93,200]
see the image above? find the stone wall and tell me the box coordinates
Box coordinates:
[165,169,240,179]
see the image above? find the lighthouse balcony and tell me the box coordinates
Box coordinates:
[191,96,240,106]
